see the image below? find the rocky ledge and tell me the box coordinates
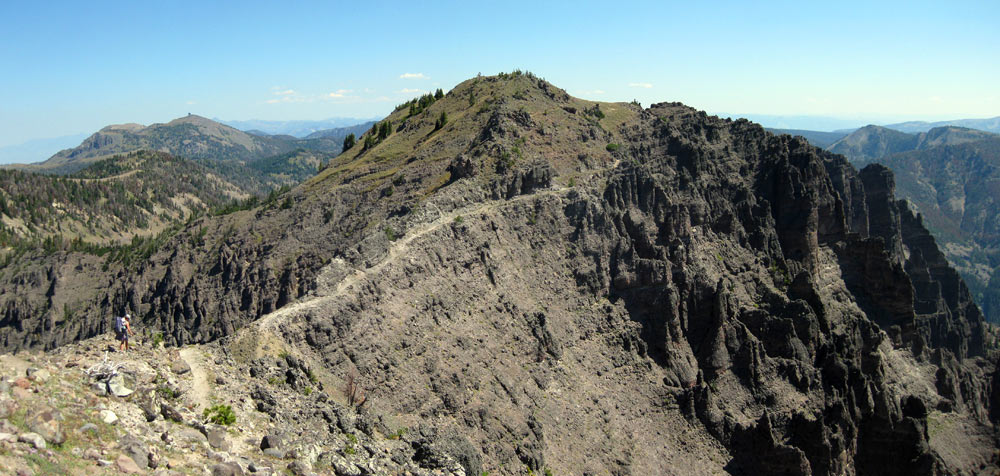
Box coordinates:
[0,333,469,476]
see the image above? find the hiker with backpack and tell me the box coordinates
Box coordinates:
[115,313,135,352]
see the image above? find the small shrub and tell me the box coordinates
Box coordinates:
[387,427,408,440]
[567,177,575,187]
[584,104,605,119]
[453,215,464,224]
[384,226,397,242]
[606,143,620,152]
[303,386,313,396]
[152,332,164,347]
[203,404,236,426]
[157,385,180,400]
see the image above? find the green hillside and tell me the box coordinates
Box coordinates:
[0,150,248,252]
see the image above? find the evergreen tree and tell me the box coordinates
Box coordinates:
[434,88,444,100]
[378,121,392,140]
[343,133,356,151]
[434,111,448,131]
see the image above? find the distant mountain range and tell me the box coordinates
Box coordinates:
[752,113,1000,137]
[3,114,345,175]
[303,121,374,140]
[762,129,847,148]
[882,116,1000,134]
[218,117,380,137]
[0,133,90,165]
[825,125,995,164]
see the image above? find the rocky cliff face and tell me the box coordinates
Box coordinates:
[0,73,996,475]
[872,137,1000,324]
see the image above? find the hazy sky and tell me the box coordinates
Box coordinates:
[1,0,997,146]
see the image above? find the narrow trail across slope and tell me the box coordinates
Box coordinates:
[179,347,212,412]
[254,187,569,331]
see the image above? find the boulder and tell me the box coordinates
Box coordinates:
[107,374,134,397]
[100,409,118,425]
[18,432,46,449]
[27,409,64,445]
[138,396,159,422]
[115,455,143,474]
[286,460,311,476]
[119,434,151,469]
[211,462,245,476]
[263,447,286,459]
[260,433,283,450]
[170,359,191,375]
[25,368,50,382]
[176,428,209,445]
[206,427,230,451]
[161,403,184,422]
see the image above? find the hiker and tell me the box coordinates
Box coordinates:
[115,313,135,351]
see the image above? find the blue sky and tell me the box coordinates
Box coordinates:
[0,0,997,147]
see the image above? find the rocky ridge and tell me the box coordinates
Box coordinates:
[0,72,998,474]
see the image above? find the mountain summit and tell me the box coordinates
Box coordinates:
[0,72,997,475]
[28,114,341,174]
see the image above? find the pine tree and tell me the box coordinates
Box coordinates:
[434,88,444,100]
[434,111,448,131]
[343,133,356,151]
[378,121,392,140]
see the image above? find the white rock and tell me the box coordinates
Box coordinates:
[107,374,134,397]
[99,409,118,425]
[29,369,51,382]
[18,432,46,449]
